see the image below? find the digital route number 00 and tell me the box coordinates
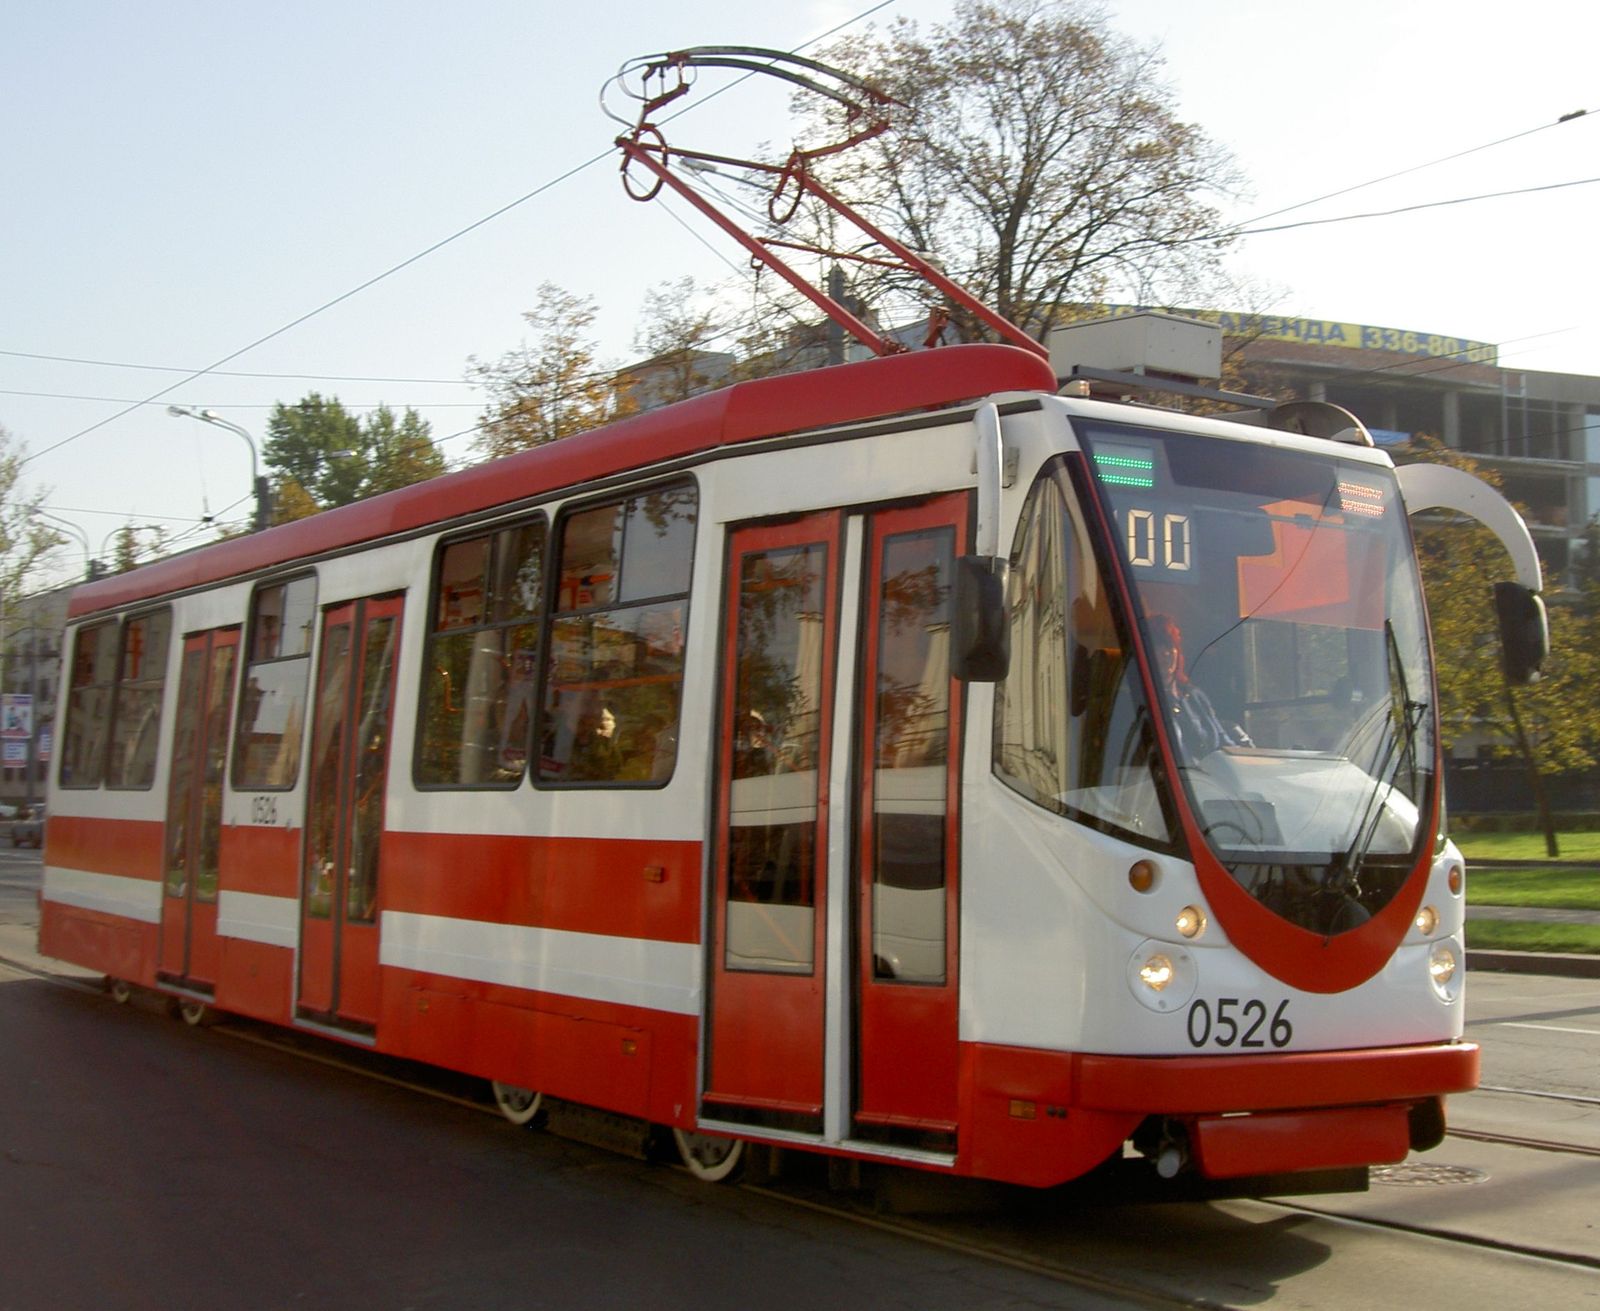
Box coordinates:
[1125,510,1191,572]
[1186,997,1293,1049]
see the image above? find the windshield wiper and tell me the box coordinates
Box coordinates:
[1327,621,1427,925]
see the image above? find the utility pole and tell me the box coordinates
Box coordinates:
[826,265,846,367]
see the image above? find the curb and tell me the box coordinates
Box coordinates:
[1467,949,1600,979]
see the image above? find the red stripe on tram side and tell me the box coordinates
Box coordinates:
[37,817,161,981]
[37,905,158,985]
[378,967,701,1128]
[217,823,304,898]
[381,832,703,943]
[45,815,164,881]
[217,938,297,1026]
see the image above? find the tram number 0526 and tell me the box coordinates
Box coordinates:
[1186,997,1293,1049]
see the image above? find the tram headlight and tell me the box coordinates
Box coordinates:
[1414,905,1438,936]
[1126,941,1197,1012]
[1427,940,1462,1003]
[1175,905,1207,939]
[1139,954,1175,989]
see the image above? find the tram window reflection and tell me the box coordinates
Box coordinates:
[234,575,317,790]
[870,528,953,985]
[994,463,1171,845]
[539,484,695,788]
[106,608,172,790]
[59,618,118,789]
[417,517,546,787]
[723,542,826,974]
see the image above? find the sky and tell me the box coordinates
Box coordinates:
[3,0,1597,588]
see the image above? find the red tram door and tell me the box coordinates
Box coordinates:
[704,512,842,1131]
[296,594,403,1033]
[852,495,965,1146]
[159,627,240,992]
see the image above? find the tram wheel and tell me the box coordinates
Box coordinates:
[672,1128,745,1183]
[107,978,132,1005]
[175,998,211,1027]
[491,1081,543,1126]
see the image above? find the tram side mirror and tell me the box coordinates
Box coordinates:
[951,555,1010,682]
[1493,581,1548,685]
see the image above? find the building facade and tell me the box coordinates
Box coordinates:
[1197,312,1600,590]
[2,584,70,814]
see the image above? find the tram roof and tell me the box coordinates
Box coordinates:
[69,343,1057,620]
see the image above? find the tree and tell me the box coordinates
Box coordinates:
[363,405,447,496]
[1407,437,1600,854]
[0,424,62,606]
[619,278,735,409]
[810,0,1242,340]
[263,393,444,523]
[109,524,168,574]
[469,285,618,458]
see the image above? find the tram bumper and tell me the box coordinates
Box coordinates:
[964,1040,1477,1188]
[1077,1040,1478,1180]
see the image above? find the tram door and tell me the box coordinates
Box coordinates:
[705,511,842,1130]
[159,627,240,992]
[296,594,403,1032]
[852,495,964,1145]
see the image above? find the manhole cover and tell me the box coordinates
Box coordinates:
[1371,1163,1489,1187]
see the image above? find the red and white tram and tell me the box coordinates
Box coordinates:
[38,333,1546,1194]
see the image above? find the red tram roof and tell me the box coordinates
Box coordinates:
[70,344,1056,620]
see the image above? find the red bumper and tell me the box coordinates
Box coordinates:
[962,1041,1477,1187]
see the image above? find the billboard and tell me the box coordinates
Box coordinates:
[2,693,31,740]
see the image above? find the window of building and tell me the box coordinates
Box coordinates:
[540,483,696,786]
[233,575,317,789]
[106,609,172,789]
[58,619,118,788]
[416,517,546,786]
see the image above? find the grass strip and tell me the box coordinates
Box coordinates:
[1465,866,1600,910]
[1465,920,1600,955]
[1454,831,1600,862]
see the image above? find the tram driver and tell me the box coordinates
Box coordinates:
[1149,614,1251,758]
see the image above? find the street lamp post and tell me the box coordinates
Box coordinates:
[35,510,98,580]
[167,406,272,532]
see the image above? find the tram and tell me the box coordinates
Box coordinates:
[39,45,1550,1195]
[38,323,1545,1193]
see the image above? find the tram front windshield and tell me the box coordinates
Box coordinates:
[1081,423,1434,930]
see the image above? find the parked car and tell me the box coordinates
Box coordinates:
[12,806,45,848]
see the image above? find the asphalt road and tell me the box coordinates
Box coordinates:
[4,848,1599,1309]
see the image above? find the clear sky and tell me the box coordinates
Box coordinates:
[4,0,1596,587]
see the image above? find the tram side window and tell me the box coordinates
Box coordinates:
[540,484,696,786]
[234,575,317,790]
[416,518,546,786]
[106,609,173,789]
[58,619,119,789]
[993,464,1171,845]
